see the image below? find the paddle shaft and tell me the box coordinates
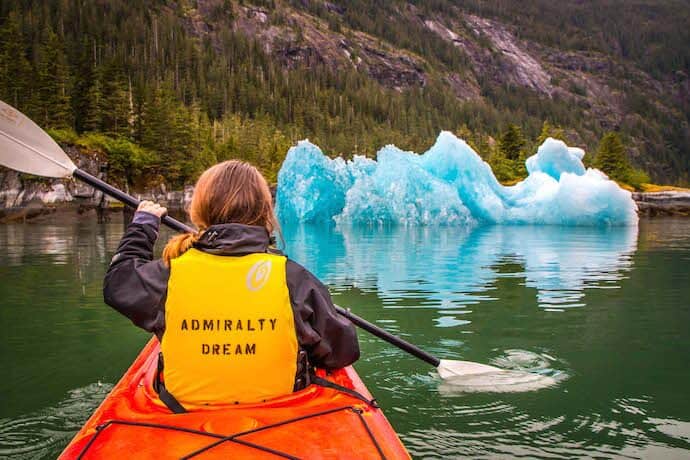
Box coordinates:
[334,306,441,367]
[72,168,443,369]
[73,169,193,234]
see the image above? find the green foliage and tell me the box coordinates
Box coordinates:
[82,73,104,133]
[213,114,293,183]
[453,125,481,155]
[45,128,79,145]
[454,0,690,78]
[35,27,72,129]
[594,131,650,189]
[536,121,566,146]
[100,63,131,137]
[494,124,527,181]
[498,124,526,161]
[74,133,159,187]
[595,132,629,182]
[294,0,471,71]
[488,149,519,183]
[0,14,34,112]
[100,138,159,187]
[0,0,662,186]
[627,168,651,190]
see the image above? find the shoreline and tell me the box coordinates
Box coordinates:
[2,191,689,224]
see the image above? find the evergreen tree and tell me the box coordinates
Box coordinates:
[498,124,526,161]
[100,63,131,137]
[72,38,100,133]
[0,14,34,114]
[36,27,72,128]
[0,0,673,185]
[454,124,480,153]
[83,67,104,132]
[595,132,630,182]
[536,120,565,145]
[488,148,517,183]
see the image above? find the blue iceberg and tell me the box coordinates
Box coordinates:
[276,132,638,226]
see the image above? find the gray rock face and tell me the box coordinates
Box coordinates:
[0,145,194,222]
[200,4,428,91]
[632,192,690,217]
[461,14,554,96]
[0,146,102,221]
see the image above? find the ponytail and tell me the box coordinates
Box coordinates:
[162,232,201,267]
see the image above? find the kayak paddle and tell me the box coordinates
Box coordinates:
[0,99,505,380]
[0,100,190,233]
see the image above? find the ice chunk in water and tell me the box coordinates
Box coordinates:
[338,145,475,226]
[276,140,376,223]
[525,137,586,180]
[276,132,638,226]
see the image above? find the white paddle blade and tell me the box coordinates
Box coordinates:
[436,359,505,379]
[436,359,560,393]
[438,371,559,394]
[0,100,76,178]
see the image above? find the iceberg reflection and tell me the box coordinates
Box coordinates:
[282,223,638,311]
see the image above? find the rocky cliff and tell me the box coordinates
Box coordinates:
[0,147,193,223]
[633,191,690,217]
[182,1,688,180]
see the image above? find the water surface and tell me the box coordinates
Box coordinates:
[0,217,689,458]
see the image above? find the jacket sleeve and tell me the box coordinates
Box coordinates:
[286,260,360,369]
[103,212,169,336]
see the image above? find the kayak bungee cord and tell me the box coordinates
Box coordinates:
[77,419,298,460]
[76,405,386,460]
[182,404,386,460]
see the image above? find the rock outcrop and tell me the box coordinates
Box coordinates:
[633,191,690,217]
[197,4,428,91]
[0,146,194,223]
[0,147,102,222]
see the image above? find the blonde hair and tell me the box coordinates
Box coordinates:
[162,160,277,265]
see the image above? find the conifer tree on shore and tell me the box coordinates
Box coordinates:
[595,132,629,182]
[36,27,72,129]
[499,125,526,162]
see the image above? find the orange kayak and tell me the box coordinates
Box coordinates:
[59,338,410,459]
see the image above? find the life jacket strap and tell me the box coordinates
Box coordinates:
[154,353,187,414]
[310,375,379,408]
[293,349,311,391]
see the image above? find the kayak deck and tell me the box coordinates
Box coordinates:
[59,338,409,459]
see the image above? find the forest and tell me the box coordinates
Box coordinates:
[0,0,686,189]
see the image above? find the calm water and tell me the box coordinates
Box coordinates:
[1,216,689,459]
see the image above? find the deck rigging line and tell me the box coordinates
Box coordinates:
[76,405,387,460]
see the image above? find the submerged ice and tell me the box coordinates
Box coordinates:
[276,132,638,226]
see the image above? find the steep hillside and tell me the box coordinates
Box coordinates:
[224,0,689,181]
[0,0,688,185]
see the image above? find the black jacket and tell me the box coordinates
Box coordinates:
[103,212,360,371]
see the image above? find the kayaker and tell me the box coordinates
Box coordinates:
[103,160,360,411]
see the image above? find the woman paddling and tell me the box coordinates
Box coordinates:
[103,160,359,411]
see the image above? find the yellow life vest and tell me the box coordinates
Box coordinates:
[161,249,298,406]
